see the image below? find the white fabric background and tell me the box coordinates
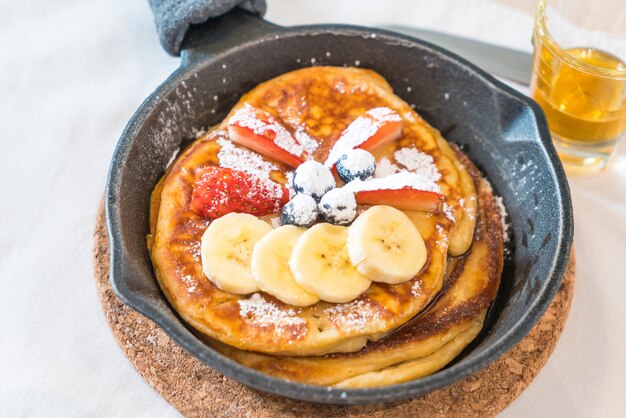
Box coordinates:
[1,0,624,416]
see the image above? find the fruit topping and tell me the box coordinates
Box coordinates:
[355,189,442,212]
[318,188,358,225]
[227,103,307,167]
[336,149,376,183]
[251,225,320,306]
[292,160,336,200]
[191,166,289,219]
[345,172,443,213]
[280,194,320,228]
[324,107,402,167]
[200,206,426,303]
[200,213,273,294]
[347,205,427,284]
[290,223,372,303]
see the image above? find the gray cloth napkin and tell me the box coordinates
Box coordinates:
[149,0,267,56]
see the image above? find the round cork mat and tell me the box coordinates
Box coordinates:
[93,203,575,417]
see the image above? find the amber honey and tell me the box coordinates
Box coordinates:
[530,0,626,173]
[532,46,626,138]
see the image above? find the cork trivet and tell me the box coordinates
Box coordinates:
[93,202,575,417]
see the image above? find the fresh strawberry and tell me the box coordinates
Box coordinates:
[355,188,442,213]
[227,104,307,168]
[357,108,403,151]
[191,166,289,219]
[324,107,403,167]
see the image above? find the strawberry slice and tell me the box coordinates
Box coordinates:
[191,166,289,219]
[345,172,443,213]
[355,188,442,212]
[357,108,403,151]
[227,104,307,167]
[325,107,403,167]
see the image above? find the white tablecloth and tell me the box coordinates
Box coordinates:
[1,0,624,416]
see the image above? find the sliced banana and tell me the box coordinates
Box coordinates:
[347,205,426,284]
[201,213,272,294]
[290,223,372,303]
[251,225,320,306]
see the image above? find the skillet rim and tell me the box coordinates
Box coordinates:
[105,22,573,405]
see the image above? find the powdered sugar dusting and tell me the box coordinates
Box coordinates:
[480,179,509,243]
[325,299,385,333]
[228,103,304,156]
[443,203,456,222]
[374,157,400,178]
[189,239,202,262]
[367,107,402,122]
[217,137,278,179]
[411,279,422,297]
[324,107,401,167]
[373,148,441,187]
[494,195,510,243]
[393,147,441,184]
[294,127,319,154]
[324,118,377,166]
[481,178,493,193]
[464,196,477,222]
[285,171,296,198]
[435,224,449,250]
[180,274,199,294]
[238,293,306,336]
[344,172,441,194]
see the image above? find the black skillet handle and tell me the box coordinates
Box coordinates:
[179,9,284,67]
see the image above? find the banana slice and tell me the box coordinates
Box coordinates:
[347,205,426,284]
[251,225,320,306]
[201,213,273,294]
[290,223,371,303]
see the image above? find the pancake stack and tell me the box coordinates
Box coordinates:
[148,67,504,387]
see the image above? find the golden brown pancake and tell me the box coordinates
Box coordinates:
[210,150,503,387]
[148,67,484,356]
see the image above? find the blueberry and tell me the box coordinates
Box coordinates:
[336,149,376,183]
[318,188,357,225]
[292,160,335,200]
[280,194,319,227]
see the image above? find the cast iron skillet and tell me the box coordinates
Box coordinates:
[106,10,573,405]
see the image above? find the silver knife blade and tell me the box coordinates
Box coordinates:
[385,25,533,86]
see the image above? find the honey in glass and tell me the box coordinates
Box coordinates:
[530,0,626,174]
